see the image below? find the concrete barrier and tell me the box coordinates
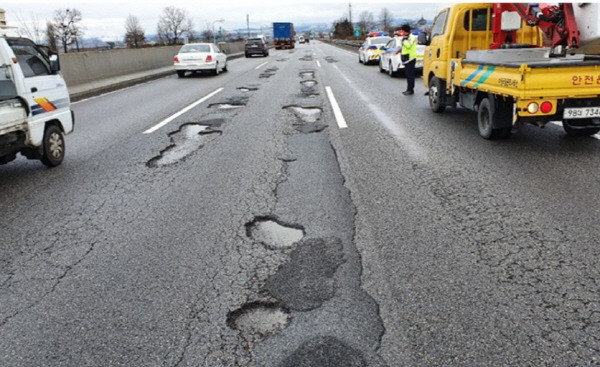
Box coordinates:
[61,41,246,100]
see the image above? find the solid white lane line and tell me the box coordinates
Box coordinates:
[325,86,348,129]
[316,60,321,68]
[143,88,223,134]
[255,61,269,69]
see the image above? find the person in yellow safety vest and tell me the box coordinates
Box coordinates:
[398,24,417,95]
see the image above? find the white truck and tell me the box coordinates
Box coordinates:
[0,10,74,167]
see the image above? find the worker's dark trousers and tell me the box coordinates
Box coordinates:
[404,59,416,92]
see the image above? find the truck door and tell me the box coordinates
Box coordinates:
[7,39,70,119]
[425,8,449,86]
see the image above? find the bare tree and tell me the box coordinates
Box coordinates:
[124,15,146,48]
[50,8,85,53]
[45,22,58,52]
[16,13,45,44]
[200,21,214,42]
[358,11,375,35]
[156,6,194,45]
[379,8,394,33]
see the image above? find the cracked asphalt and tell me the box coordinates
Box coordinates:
[1,40,600,366]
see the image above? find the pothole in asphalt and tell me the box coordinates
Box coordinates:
[283,105,322,123]
[299,71,315,79]
[246,216,304,250]
[208,95,249,109]
[300,80,317,88]
[300,55,314,61]
[295,124,328,134]
[277,58,289,62]
[325,56,338,63]
[147,124,220,167]
[209,104,244,109]
[237,86,259,92]
[226,302,291,336]
[263,238,345,311]
[260,67,279,78]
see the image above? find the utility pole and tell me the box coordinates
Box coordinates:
[349,3,352,24]
[247,14,250,37]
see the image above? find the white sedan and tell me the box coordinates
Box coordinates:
[358,36,391,65]
[174,43,227,78]
[378,37,425,77]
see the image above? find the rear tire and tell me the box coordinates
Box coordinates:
[176,70,185,78]
[563,119,600,136]
[41,125,65,167]
[428,77,446,113]
[477,97,512,140]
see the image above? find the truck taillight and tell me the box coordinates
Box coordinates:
[527,102,539,114]
[540,101,553,114]
[206,55,212,62]
[174,56,179,63]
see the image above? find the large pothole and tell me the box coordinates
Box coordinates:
[300,80,317,88]
[246,217,304,249]
[299,70,315,79]
[283,105,322,123]
[147,123,220,167]
[227,302,291,336]
[263,238,345,311]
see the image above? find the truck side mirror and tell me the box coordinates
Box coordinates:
[49,54,60,73]
[418,33,429,46]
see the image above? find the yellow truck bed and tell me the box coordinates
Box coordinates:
[456,56,600,100]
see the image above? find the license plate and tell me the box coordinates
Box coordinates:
[563,107,600,119]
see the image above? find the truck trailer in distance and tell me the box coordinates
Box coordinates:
[273,22,295,50]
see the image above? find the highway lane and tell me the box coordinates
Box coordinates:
[313,40,600,365]
[0,46,386,366]
[1,39,600,366]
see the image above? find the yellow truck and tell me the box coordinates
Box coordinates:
[422,3,600,139]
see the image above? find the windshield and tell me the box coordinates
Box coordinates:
[369,37,391,45]
[180,44,211,53]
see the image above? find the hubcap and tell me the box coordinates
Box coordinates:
[49,132,63,159]
[430,85,438,106]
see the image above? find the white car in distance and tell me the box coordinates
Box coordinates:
[174,43,228,78]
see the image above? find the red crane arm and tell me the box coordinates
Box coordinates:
[490,3,580,50]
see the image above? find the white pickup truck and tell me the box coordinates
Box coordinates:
[0,24,74,167]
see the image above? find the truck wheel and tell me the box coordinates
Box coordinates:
[428,77,446,113]
[563,119,600,136]
[477,98,511,140]
[177,70,185,78]
[41,125,65,167]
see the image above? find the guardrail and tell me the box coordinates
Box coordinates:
[62,41,246,101]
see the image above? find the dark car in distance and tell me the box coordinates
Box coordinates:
[245,38,269,57]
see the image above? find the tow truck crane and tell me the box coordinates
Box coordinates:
[422,3,600,139]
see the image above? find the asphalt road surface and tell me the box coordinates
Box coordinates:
[1,41,600,366]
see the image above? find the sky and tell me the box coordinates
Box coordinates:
[2,0,446,41]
